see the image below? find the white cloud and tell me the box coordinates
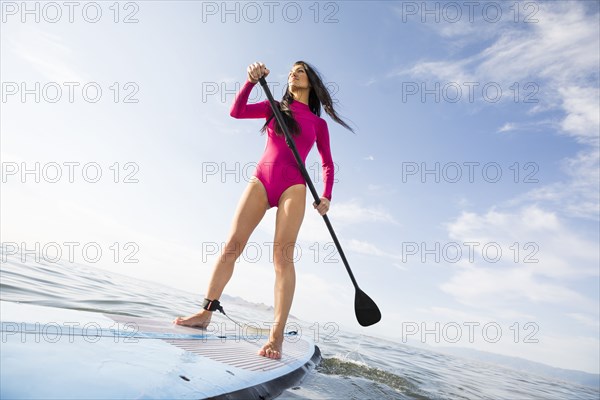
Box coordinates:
[559,86,600,145]
[328,199,399,226]
[476,3,598,87]
[391,1,599,141]
[441,264,589,308]
[566,313,600,330]
[392,262,408,272]
[442,205,598,312]
[347,239,392,259]
[6,25,86,82]
[390,58,475,84]
[392,1,599,220]
[496,119,559,134]
[512,148,600,220]
[497,122,516,133]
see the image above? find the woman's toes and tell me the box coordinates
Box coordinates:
[258,341,282,359]
[269,350,280,359]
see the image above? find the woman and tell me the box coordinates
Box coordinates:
[174,61,353,359]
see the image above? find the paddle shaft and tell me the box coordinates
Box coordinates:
[258,77,360,290]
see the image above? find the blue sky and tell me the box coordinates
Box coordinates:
[1,1,599,373]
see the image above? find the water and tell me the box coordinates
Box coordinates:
[1,254,598,400]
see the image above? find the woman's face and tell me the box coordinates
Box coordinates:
[288,64,310,90]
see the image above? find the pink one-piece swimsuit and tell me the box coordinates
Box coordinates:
[229,80,334,208]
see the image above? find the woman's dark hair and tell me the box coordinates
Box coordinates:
[260,61,354,136]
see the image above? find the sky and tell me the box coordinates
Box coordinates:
[1,1,599,374]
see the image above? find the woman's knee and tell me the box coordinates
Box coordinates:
[273,243,298,270]
[221,237,246,261]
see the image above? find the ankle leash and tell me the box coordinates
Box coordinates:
[202,298,260,336]
[201,298,296,339]
[202,298,224,314]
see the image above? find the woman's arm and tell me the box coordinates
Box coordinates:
[316,118,334,201]
[229,80,271,119]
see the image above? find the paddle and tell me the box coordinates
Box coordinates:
[258,77,381,327]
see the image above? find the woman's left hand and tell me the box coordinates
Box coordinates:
[313,197,330,216]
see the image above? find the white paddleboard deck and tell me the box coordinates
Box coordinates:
[0,301,321,399]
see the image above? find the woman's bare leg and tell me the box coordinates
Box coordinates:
[259,184,306,359]
[173,177,269,327]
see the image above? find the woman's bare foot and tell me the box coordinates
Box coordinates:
[258,334,284,359]
[172,309,212,328]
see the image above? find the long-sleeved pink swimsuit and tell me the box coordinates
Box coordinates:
[230,80,334,208]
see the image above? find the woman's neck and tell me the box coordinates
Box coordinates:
[290,87,310,105]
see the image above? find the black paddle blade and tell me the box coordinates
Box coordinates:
[354,288,381,327]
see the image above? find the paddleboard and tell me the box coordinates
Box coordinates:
[0,301,321,399]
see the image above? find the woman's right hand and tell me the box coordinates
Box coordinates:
[247,62,270,83]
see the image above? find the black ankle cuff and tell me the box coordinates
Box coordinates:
[202,298,223,313]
